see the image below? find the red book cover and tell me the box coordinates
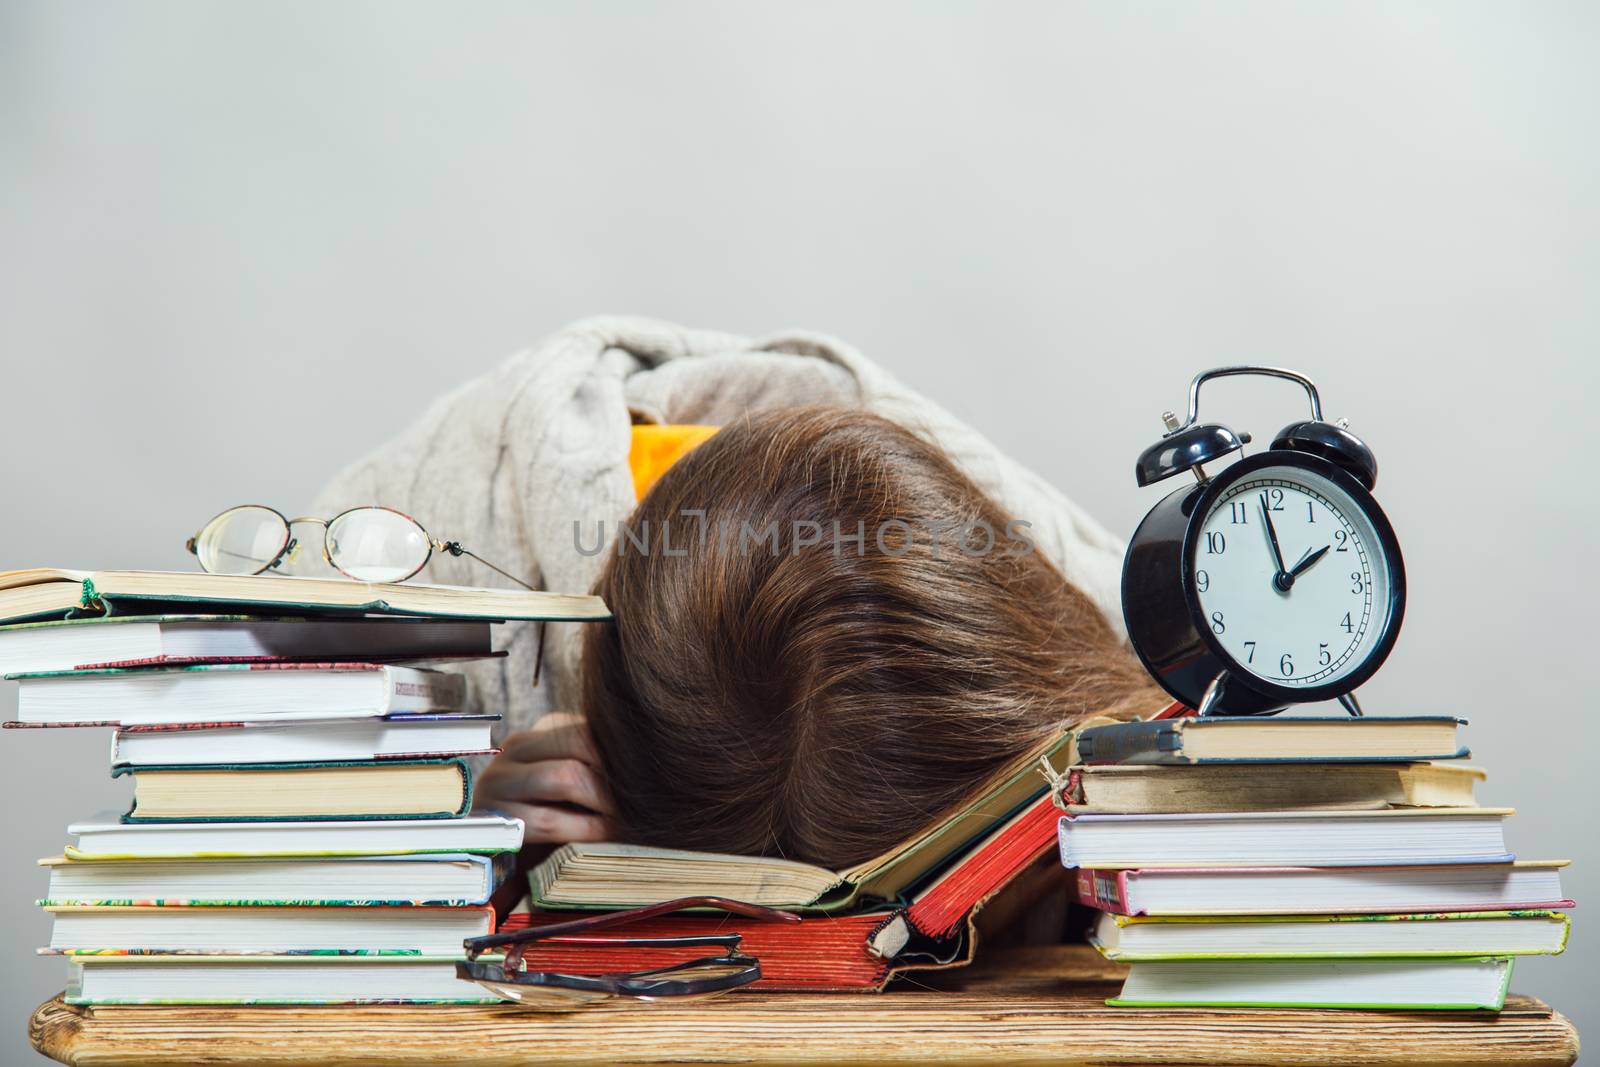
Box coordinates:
[498,908,893,991]
[901,794,1062,941]
[496,791,1066,991]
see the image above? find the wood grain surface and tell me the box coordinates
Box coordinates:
[30,945,1579,1066]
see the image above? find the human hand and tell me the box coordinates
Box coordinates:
[476,711,619,845]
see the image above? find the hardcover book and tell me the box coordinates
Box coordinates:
[1108,956,1514,1010]
[1060,761,1483,813]
[64,812,525,859]
[65,954,500,1005]
[111,714,499,767]
[0,614,496,675]
[1090,909,1570,960]
[10,662,467,726]
[40,852,513,906]
[531,729,1074,913]
[1073,716,1468,765]
[116,758,475,822]
[0,567,610,625]
[1058,808,1515,869]
[503,789,1068,991]
[43,905,494,955]
[1070,860,1573,916]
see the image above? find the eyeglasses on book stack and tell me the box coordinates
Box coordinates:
[1,511,609,1006]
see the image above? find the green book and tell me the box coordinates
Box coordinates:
[0,567,609,625]
[66,954,501,1005]
[1109,956,1514,1010]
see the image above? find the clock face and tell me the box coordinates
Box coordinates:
[1191,463,1394,689]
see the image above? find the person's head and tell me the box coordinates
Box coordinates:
[581,406,1161,868]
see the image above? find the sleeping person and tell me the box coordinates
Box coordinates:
[313,318,1163,869]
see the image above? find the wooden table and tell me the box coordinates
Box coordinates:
[30,945,1579,1066]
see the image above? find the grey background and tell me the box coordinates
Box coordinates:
[2,0,1595,1059]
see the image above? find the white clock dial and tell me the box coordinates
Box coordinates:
[1192,465,1392,688]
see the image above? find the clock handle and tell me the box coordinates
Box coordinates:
[1172,366,1324,434]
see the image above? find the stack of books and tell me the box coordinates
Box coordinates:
[1057,714,1574,1010]
[496,729,1087,990]
[0,567,608,1005]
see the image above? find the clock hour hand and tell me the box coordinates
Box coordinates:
[1259,493,1290,589]
[1281,544,1332,589]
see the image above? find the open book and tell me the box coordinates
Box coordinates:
[0,568,610,625]
[505,786,1067,991]
[530,730,1073,913]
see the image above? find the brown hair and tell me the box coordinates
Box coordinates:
[582,407,1161,868]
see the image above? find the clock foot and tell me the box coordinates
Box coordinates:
[1337,691,1364,717]
[1196,671,1232,717]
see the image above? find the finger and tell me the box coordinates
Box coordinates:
[495,800,617,845]
[498,712,602,766]
[477,757,617,817]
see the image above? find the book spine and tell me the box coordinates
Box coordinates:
[1070,869,1135,914]
[384,671,468,713]
[1074,722,1184,765]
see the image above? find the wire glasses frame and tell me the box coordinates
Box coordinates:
[185,503,551,681]
[458,896,800,1008]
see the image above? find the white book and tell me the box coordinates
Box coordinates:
[45,905,492,954]
[1112,957,1513,1010]
[67,956,496,1005]
[1080,860,1571,916]
[111,715,498,766]
[0,614,494,675]
[1092,909,1569,960]
[41,853,505,906]
[11,663,466,725]
[1058,808,1514,869]
[66,811,524,858]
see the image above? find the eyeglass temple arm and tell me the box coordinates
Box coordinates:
[537,933,745,950]
[466,896,801,950]
[438,542,550,685]
[438,542,537,591]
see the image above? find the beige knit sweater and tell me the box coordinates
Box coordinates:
[313,316,1125,735]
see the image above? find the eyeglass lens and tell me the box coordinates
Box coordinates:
[325,509,432,583]
[194,506,290,576]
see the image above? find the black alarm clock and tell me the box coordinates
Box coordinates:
[1121,366,1405,717]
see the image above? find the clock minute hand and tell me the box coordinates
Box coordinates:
[1259,493,1290,588]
